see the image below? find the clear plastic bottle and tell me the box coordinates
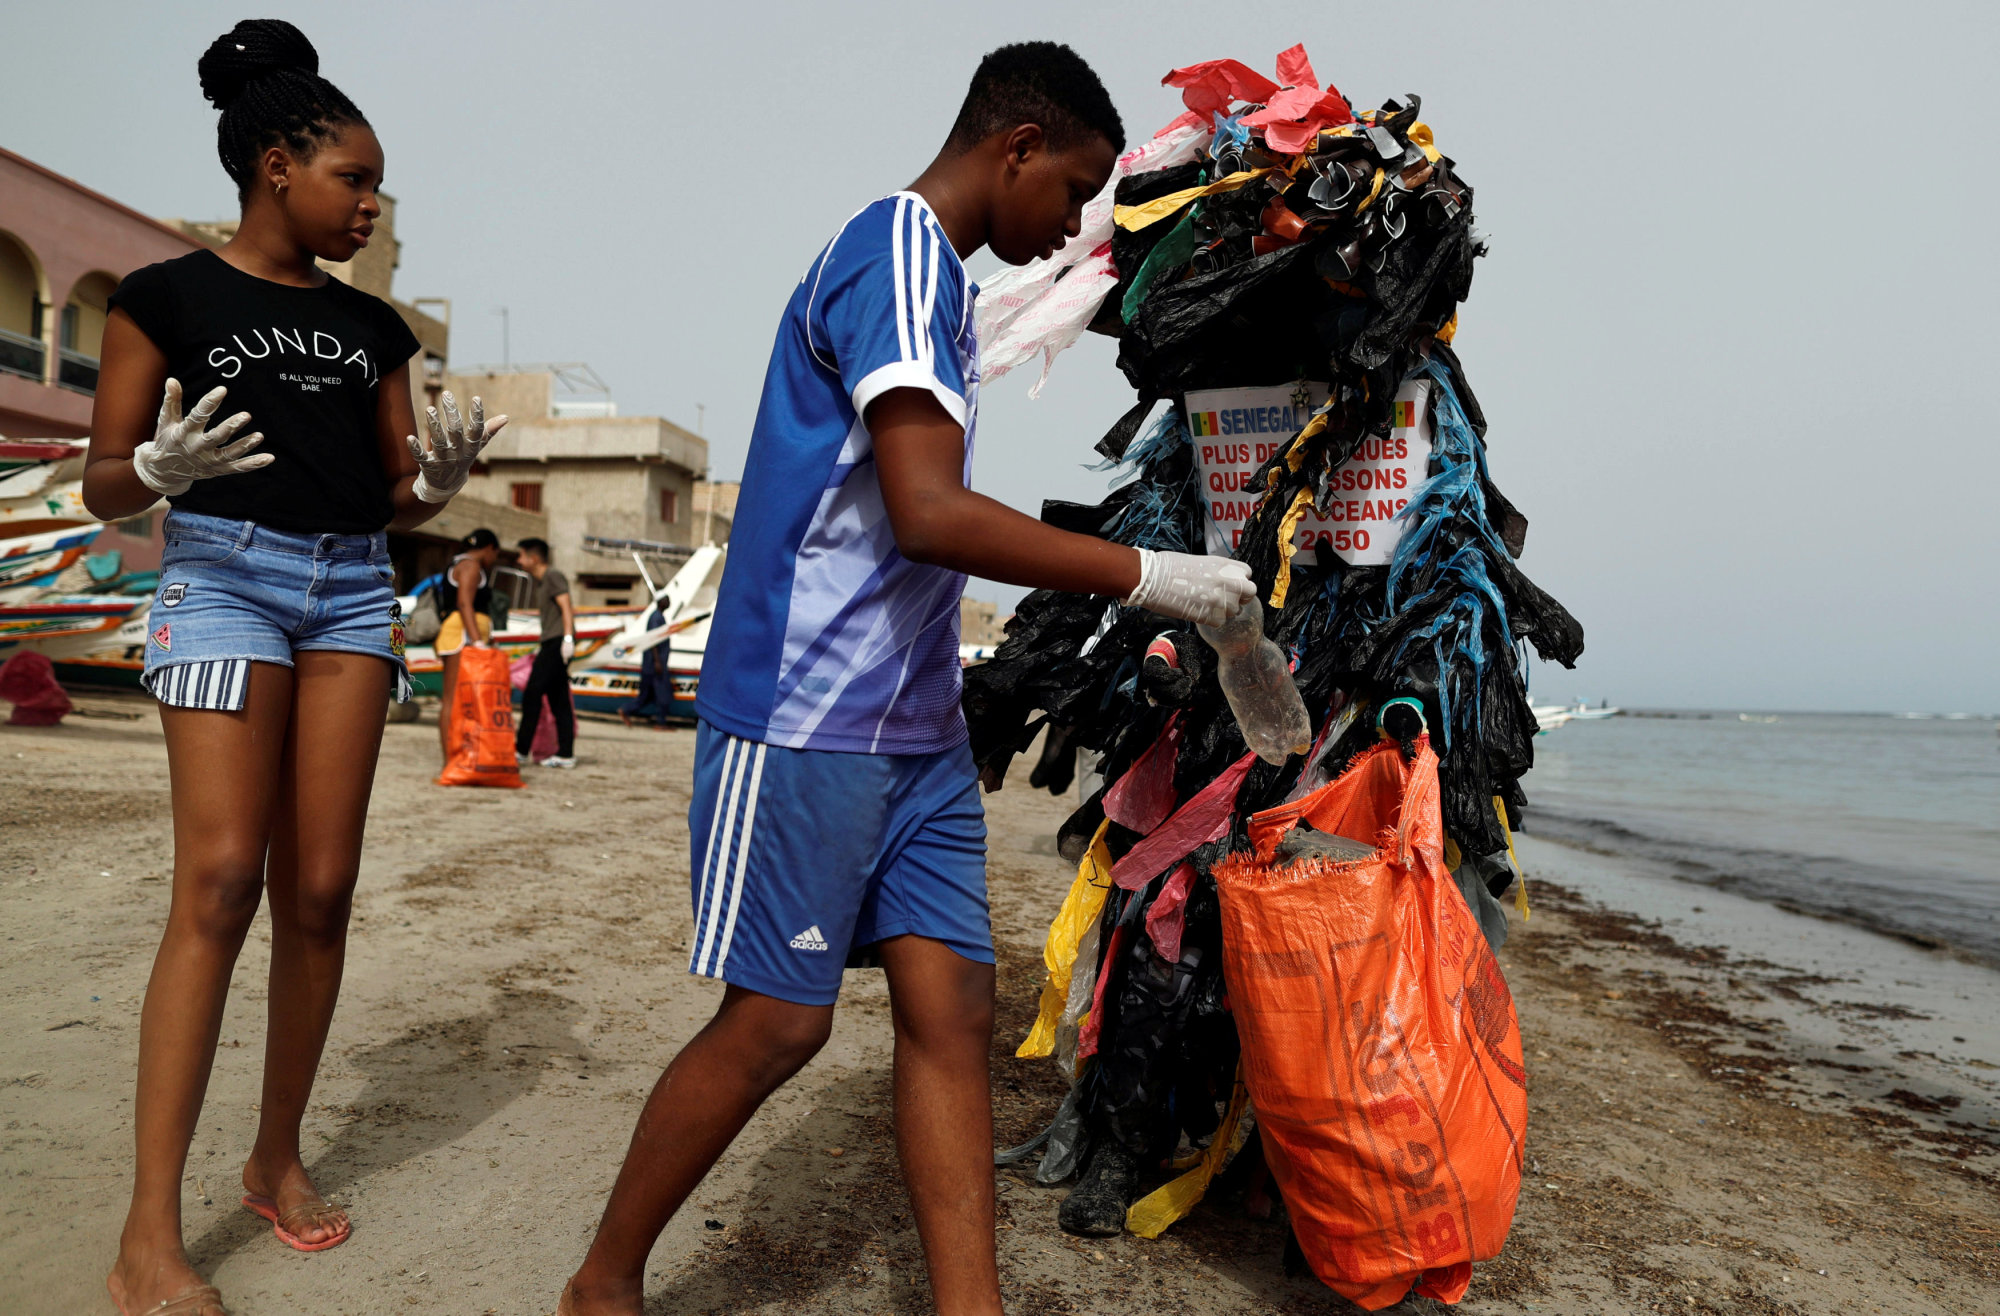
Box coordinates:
[1197,597,1312,765]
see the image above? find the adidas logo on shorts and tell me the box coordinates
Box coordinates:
[789,925,830,952]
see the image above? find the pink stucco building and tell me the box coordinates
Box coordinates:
[0,146,206,441]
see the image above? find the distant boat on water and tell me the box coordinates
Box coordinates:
[1739,713,1781,724]
[1532,699,1623,733]
[1531,704,1573,733]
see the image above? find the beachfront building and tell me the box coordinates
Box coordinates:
[960,596,1008,649]
[448,365,708,608]
[692,478,738,547]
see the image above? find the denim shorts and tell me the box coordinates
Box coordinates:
[142,510,412,712]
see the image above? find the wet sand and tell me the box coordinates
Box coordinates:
[3,693,1996,1313]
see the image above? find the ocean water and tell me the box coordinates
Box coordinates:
[1519,712,2000,966]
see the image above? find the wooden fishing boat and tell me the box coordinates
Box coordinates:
[0,594,149,660]
[0,524,103,598]
[564,544,723,720]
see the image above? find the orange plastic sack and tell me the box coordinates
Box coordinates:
[435,646,524,788]
[1213,735,1524,1309]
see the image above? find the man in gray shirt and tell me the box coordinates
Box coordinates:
[515,538,577,767]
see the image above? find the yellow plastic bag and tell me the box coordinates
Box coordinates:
[1017,822,1112,1058]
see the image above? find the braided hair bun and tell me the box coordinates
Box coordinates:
[197,19,368,197]
[197,18,319,108]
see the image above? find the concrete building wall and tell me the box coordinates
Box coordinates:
[376,492,548,594]
[461,456,698,606]
[693,479,737,545]
[438,369,710,608]
[960,596,1009,649]
[439,370,552,427]
[466,413,707,474]
[422,493,546,552]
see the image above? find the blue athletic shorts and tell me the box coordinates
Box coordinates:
[687,720,990,1005]
[142,510,411,711]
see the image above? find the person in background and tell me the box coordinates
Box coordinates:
[515,536,577,767]
[619,605,677,730]
[434,527,499,767]
[80,19,506,1316]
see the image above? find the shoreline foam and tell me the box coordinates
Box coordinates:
[1528,808,2000,969]
[1514,831,2000,1135]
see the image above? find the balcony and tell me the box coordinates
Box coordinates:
[57,348,98,395]
[0,328,45,383]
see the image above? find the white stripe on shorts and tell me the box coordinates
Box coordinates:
[145,659,251,712]
[691,734,768,978]
[690,735,742,967]
[711,742,768,976]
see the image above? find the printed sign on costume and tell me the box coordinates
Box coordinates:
[1185,378,1432,566]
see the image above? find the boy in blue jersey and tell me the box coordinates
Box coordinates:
[561,44,1253,1316]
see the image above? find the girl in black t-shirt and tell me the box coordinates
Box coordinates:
[82,21,506,1316]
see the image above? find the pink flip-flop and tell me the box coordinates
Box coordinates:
[241,1193,351,1252]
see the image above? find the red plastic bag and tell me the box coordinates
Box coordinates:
[436,646,523,788]
[1214,735,1524,1309]
[0,651,72,726]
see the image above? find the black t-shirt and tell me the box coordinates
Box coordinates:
[109,249,421,534]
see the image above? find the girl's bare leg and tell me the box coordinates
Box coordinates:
[242,650,391,1242]
[109,664,293,1314]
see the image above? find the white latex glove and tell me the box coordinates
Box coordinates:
[560,635,576,661]
[407,391,508,503]
[1123,548,1256,627]
[131,379,270,497]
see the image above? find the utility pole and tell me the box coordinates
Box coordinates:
[496,306,510,370]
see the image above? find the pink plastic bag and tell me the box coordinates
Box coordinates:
[508,653,560,761]
[0,651,71,726]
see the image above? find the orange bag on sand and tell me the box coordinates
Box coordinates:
[436,646,524,788]
[1214,735,1524,1310]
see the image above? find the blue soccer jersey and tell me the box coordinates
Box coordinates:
[697,192,979,754]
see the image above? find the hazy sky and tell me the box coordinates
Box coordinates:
[7,2,1995,712]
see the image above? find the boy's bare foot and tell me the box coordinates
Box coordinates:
[559,1272,643,1315]
[107,1241,228,1315]
[241,1154,348,1246]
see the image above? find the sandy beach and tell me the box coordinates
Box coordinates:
[3,693,1996,1314]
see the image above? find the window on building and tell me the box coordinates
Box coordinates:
[510,482,543,512]
[578,573,638,608]
[661,488,679,524]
